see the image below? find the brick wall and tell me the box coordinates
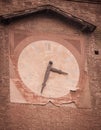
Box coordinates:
[0,1,101,130]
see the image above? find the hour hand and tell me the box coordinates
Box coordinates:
[50,67,68,75]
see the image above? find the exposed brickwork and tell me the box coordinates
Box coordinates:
[0,26,9,130]
[0,1,101,130]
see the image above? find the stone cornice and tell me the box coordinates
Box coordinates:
[0,4,96,33]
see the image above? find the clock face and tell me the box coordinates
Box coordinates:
[18,40,80,98]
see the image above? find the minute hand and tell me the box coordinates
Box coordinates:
[41,61,53,93]
[50,67,68,75]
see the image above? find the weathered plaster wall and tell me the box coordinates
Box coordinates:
[0,0,101,130]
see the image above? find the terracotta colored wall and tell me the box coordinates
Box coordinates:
[0,1,101,130]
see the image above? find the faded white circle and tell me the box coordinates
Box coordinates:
[18,40,80,98]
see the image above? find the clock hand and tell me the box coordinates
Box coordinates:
[41,61,53,93]
[50,67,68,75]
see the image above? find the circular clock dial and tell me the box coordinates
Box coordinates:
[18,40,80,98]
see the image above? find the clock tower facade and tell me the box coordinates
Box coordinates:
[0,1,101,130]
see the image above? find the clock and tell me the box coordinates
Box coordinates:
[18,40,80,96]
[10,37,85,106]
